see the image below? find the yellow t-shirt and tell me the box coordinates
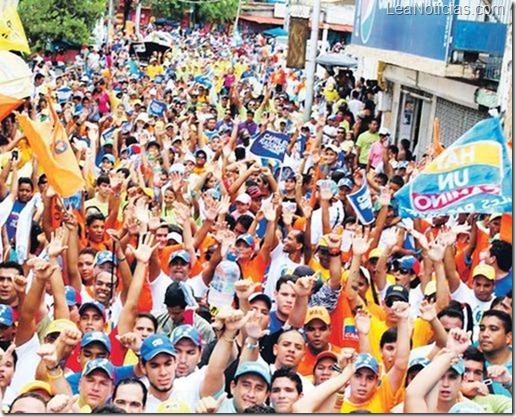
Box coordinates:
[340,374,395,413]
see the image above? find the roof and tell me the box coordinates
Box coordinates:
[239,14,352,32]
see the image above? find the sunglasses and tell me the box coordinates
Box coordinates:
[392,265,411,275]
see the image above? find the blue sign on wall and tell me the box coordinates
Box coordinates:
[352,0,454,61]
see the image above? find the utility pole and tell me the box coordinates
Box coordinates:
[107,0,114,45]
[284,0,291,33]
[234,0,242,33]
[303,0,321,122]
[135,1,142,35]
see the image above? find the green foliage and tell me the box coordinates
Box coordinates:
[151,0,239,23]
[18,0,108,50]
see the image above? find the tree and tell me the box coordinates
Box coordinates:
[18,0,108,51]
[151,0,239,24]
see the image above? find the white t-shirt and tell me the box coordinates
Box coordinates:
[263,243,302,299]
[150,272,208,312]
[11,334,40,394]
[310,201,345,246]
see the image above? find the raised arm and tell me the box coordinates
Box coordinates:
[286,275,317,328]
[386,301,411,393]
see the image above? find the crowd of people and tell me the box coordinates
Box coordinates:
[0,23,512,414]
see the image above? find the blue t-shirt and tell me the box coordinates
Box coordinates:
[485,359,512,397]
[66,365,135,394]
[494,269,512,297]
[268,310,286,334]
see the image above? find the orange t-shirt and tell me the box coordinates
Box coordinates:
[298,343,341,376]
[238,252,268,292]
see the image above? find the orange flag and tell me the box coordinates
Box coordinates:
[434,117,445,156]
[17,104,85,198]
[500,213,512,245]
[0,94,23,122]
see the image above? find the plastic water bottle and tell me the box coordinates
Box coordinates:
[208,250,241,313]
[342,318,360,350]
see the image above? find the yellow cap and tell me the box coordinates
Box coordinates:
[140,187,154,199]
[44,318,78,337]
[368,248,383,260]
[304,306,331,325]
[156,399,192,413]
[19,381,52,396]
[472,264,495,281]
[488,213,501,222]
[424,281,437,296]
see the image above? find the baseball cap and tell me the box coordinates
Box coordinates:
[81,331,111,352]
[304,306,331,325]
[170,325,202,347]
[472,264,495,281]
[450,358,465,376]
[236,193,252,204]
[169,163,185,175]
[195,149,207,158]
[19,381,52,396]
[234,361,271,387]
[78,301,107,321]
[44,319,77,337]
[385,284,409,304]
[378,127,391,136]
[368,248,384,260]
[248,292,272,311]
[449,401,483,413]
[102,154,116,164]
[408,357,430,371]
[236,233,255,248]
[488,213,501,222]
[325,144,340,154]
[293,265,315,278]
[169,250,191,264]
[314,351,338,368]
[156,399,192,413]
[94,250,117,266]
[337,178,353,189]
[65,286,82,306]
[394,255,421,275]
[355,353,379,376]
[360,266,371,283]
[424,281,437,297]
[82,358,115,380]
[141,334,176,361]
[167,231,183,244]
[0,305,14,326]
[247,185,263,199]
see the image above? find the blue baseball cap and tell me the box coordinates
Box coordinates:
[397,160,409,169]
[65,286,82,306]
[337,178,353,189]
[234,361,271,387]
[408,357,430,371]
[169,250,190,265]
[82,358,115,381]
[450,358,465,376]
[78,301,107,321]
[94,250,118,266]
[81,331,111,352]
[354,353,379,376]
[170,325,202,347]
[141,334,176,361]
[236,233,255,248]
[0,305,14,326]
[102,154,116,164]
[393,255,421,275]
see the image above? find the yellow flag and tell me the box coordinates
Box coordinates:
[17,104,85,197]
[0,6,30,54]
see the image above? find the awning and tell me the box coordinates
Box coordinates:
[263,27,288,37]
[0,51,33,99]
[239,14,352,32]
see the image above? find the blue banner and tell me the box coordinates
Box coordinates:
[148,100,167,117]
[346,180,375,225]
[395,117,512,218]
[249,130,290,162]
[100,126,116,146]
[352,0,454,61]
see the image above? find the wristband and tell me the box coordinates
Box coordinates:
[221,334,236,343]
[47,368,63,379]
[331,363,343,374]
[245,338,259,350]
[118,257,126,262]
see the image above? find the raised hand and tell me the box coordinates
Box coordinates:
[205,198,221,222]
[218,195,231,215]
[173,202,191,225]
[12,275,28,294]
[27,258,58,281]
[406,226,429,252]
[378,186,392,207]
[287,275,317,298]
[486,365,512,387]
[324,233,342,251]
[282,210,293,226]
[115,332,143,354]
[134,198,150,225]
[352,228,373,256]
[37,343,59,369]
[57,327,82,348]
[419,299,437,322]
[128,233,159,264]
[46,394,79,414]
[446,328,472,356]
[262,202,277,222]
[319,180,333,201]
[109,169,125,194]
[170,172,184,193]
[391,301,410,319]
[300,198,313,219]
[47,227,69,258]
[383,227,400,249]
[234,279,260,301]
[245,310,270,340]
[148,206,162,232]
[337,347,357,369]
[354,309,371,335]
[195,392,228,414]
[427,234,447,262]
